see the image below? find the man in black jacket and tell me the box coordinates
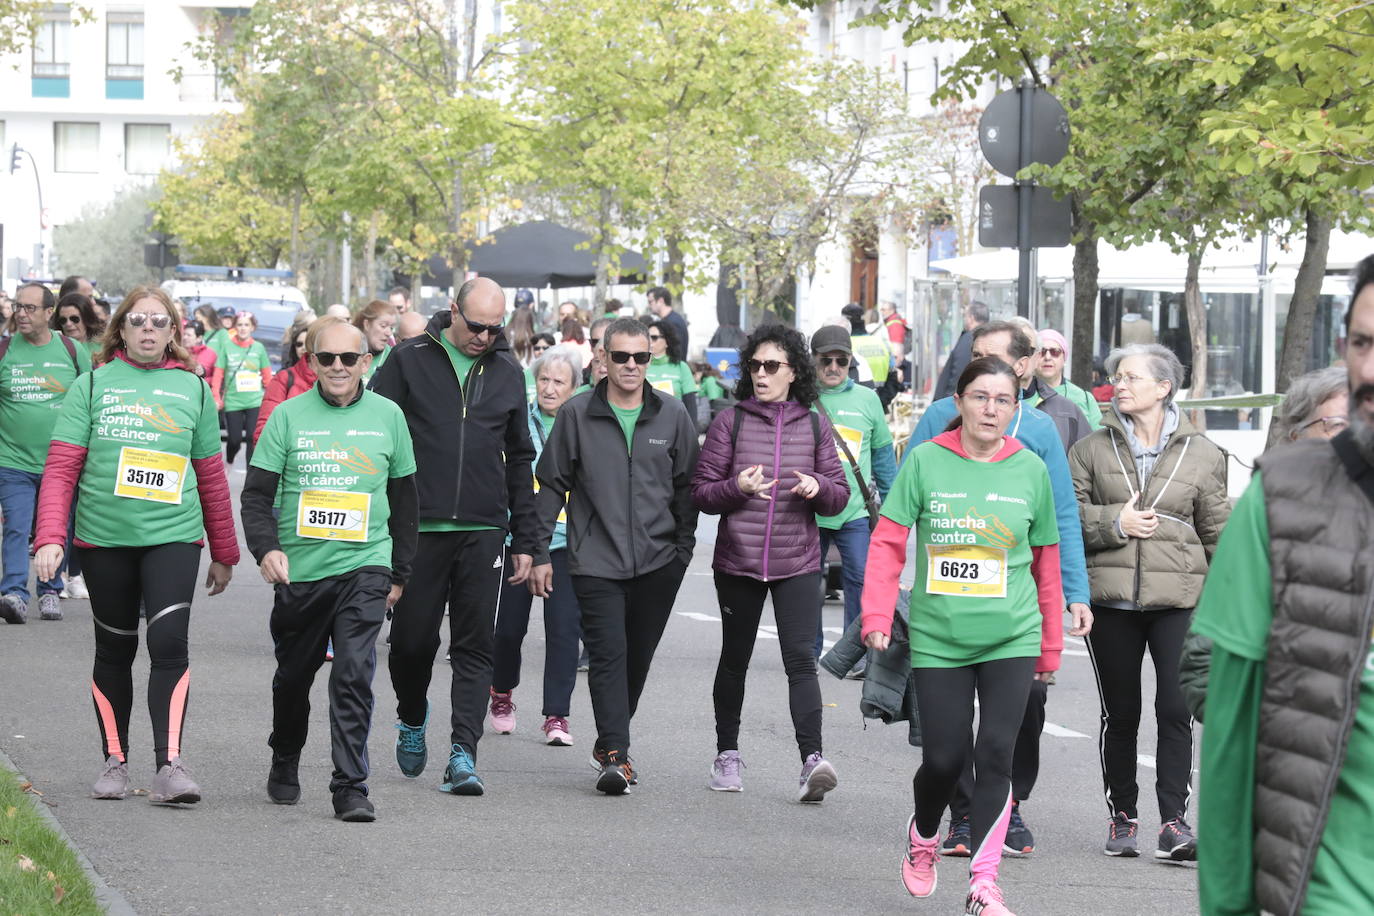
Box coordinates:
[529,317,700,795]
[933,300,988,401]
[370,277,538,797]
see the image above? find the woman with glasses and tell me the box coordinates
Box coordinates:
[523,333,556,404]
[1034,328,1102,428]
[53,292,106,361]
[692,325,849,800]
[862,356,1063,916]
[646,319,699,423]
[254,321,318,446]
[32,286,237,805]
[353,299,397,384]
[1273,365,1348,441]
[211,311,272,467]
[1068,342,1229,861]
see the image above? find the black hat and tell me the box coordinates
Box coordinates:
[810,325,852,355]
[217,306,236,319]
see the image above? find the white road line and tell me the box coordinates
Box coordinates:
[1043,722,1090,739]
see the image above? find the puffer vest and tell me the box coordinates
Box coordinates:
[1255,434,1374,916]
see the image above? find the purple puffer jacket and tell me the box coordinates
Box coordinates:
[692,397,849,581]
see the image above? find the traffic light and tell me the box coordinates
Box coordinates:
[7,144,20,174]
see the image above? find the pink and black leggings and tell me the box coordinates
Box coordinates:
[910,656,1036,884]
[78,542,201,770]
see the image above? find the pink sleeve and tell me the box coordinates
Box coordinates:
[192,455,240,565]
[34,441,88,550]
[1031,544,1064,673]
[860,515,909,641]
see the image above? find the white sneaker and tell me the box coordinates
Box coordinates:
[66,574,89,599]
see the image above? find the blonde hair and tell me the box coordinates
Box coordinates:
[306,316,365,354]
[98,286,194,370]
[351,299,397,332]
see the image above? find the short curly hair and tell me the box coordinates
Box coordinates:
[734,324,820,406]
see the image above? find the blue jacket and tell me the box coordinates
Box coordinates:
[907,396,1090,606]
[521,403,567,553]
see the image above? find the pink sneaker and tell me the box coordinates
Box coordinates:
[902,814,939,898]
[542,715,573,746]
[488,689,516,734]
[964,878,1016,915]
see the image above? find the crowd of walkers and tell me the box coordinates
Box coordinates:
[4,259,1374,914]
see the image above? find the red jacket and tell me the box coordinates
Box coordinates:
[253,360,317,445]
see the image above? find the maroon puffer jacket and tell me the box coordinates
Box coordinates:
[692,397,849,581]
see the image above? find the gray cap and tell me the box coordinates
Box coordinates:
[811,325,852,355]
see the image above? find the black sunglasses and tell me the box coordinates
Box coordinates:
[60,314,83,325]
[747,359,790,375]
[312,350,365,367]
[457,301,504,336]
[648,333,663,341]
[609,350,651,365]
[818,355,850,368]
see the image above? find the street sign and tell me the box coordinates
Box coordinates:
[979,88,1070,178]
[978,186,1072,248]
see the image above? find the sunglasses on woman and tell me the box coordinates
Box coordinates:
[60,314,83,325]
[125,313,172,329]
[312,351,365,367]
[747,359,790,375]
[609,350,651,365]
[533,344,551,353]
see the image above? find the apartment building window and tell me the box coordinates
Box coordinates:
[32,6,71,97]
[54,122,100,173]
[124,123,170,174]
[106,8,145,98]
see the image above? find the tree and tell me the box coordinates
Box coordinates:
[52,183,162,296]
[891,101,998,258]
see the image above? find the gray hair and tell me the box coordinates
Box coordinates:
[1276,366,1347,441]
[1105,343,1186,404]
[1007,316,1038,352]
[530,344,583,388]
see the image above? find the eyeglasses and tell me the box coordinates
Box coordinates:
[648,333,663,342]
[457,301,504,337]
[532,344,551,353]
[609,350,651,365]
[126,312,172,329]
[1301,415,1348,434]
[747,359,791,376]
[1039,347,1064,358]
[590,338,600,349]
[1108,373,1160,387]
[60,314,83,325]
[15,302,53,313]
[960,392,1016,410]
[818,355,850,368]
[312,351,365,367]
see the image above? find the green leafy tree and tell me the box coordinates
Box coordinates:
[52,183,162,296]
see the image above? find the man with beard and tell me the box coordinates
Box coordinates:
[1189,253,1374,914]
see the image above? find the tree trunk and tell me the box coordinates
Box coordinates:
[1070,206,1099,389]
[664,233,685,291]
[1183,247,1207,431]
[362,210,379,301]
[290,189,302,277]
[1266,206,1333,448]
[592,188,613,309]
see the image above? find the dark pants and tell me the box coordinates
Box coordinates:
[0,465,63,599]
[950,678,1048,819]
[268,569,390,793]
[572,560,686,757]
[492,549,581,717]
[714,571,823,762]
[224,407,260,466]
[814,518,870,656]
[1084,605,1194,821]
[911,658,1036,866]
[388,529,507,759]
[79,543,200,769]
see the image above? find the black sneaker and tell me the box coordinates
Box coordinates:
[593,750,634,796]
[1105,812,1140,857]
[267,753,300,805]
[1003,801,1034,855]
[1156,817,1197,862]
[941,815,972,857]
[332,787,375,822]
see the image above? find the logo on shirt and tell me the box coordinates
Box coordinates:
[346,429,385,438]
[985,492,1027,507]
[649,438,668,445]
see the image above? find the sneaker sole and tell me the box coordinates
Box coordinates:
[439,777,485,796]
[596,771,631,796]
[799,762,837,803]
[91,790,127,800]
[40,612,62,621]
[490,724,514,735]
[149,791,200,805]
[545,734,573,746]
[1104,847,1140,857]
[941,845,971,857]
[708,783,743,792]
[267,787,300,805]
[336,806,376,822]
[1155,846,1197,862]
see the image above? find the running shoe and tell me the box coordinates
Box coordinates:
[708,750,744,792]
[332,786,375,822]
[0,593,27,624]
[1105,811,1140,857]
[577,645,590,672]
[148,757,201,805]
[91,756,128,800]
[942,815,973,857]
[965,878,1016,915]
[394,701,429,778]
[267,753,300,805]
[1003,801,1034,855]
[438,744,484,796]
[65,573,89,600]
[488,688,516,734]
[1156,817,1198,862]
[594,750,634,796]
[38,594,61,621]
[902,813,940,897]
[542,716,573,746]
[797,752,837,803]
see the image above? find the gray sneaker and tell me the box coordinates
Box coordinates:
[91,756,128,800]
[798,752,837,803]
[149,757,201,805]
[708,750,744,792]
[1105,812,1140,857]
[38,594,61,621]
[0,593,27,624]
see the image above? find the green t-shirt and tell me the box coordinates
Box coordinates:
[215,337,270,411]
[362,345,390,385]
[815,381,893,530]
[610,402,642,452]
[0,334,92,473]
[251,387,416,583]
[646,356,698,399]
[419,331,495,533]
[700,375,726,401]
[51,360,220,546]
[1192,474,1374,913]
[880,440,1058,667]
[524,367,537,404]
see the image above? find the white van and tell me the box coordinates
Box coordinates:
[162,269,311,368]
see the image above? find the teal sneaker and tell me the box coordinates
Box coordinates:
[439,744,484,796]
[394,702,429,778]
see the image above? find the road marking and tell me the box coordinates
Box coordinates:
[1044,722,1090,739]
[676,611,832,648]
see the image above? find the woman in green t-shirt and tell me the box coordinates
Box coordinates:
[212,311,272,467]
[646,319,699,423]
[32,286,239,808]
[859,356,1064,916]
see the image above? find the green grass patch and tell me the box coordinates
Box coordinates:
[0,768,103,914]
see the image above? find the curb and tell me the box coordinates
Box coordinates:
[0,747,139,916]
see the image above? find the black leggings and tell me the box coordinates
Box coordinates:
[713,571,823,762]
[79,542,201,769]
[1084,605,1194,821]
[224,407,259,466]
[912,657,1036,882]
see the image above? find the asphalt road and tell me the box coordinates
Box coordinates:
[0,472,1199,915]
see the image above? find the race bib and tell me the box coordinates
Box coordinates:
[834,424,864,462]
[296,489,370,542]
[651,379,677,395]
[925,543,1008,598]
[533,475,568,525]
[114,447,187,505]
[234,370,262,394]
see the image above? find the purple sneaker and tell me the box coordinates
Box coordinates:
[708,750,744,792]
[798,752,837,803]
